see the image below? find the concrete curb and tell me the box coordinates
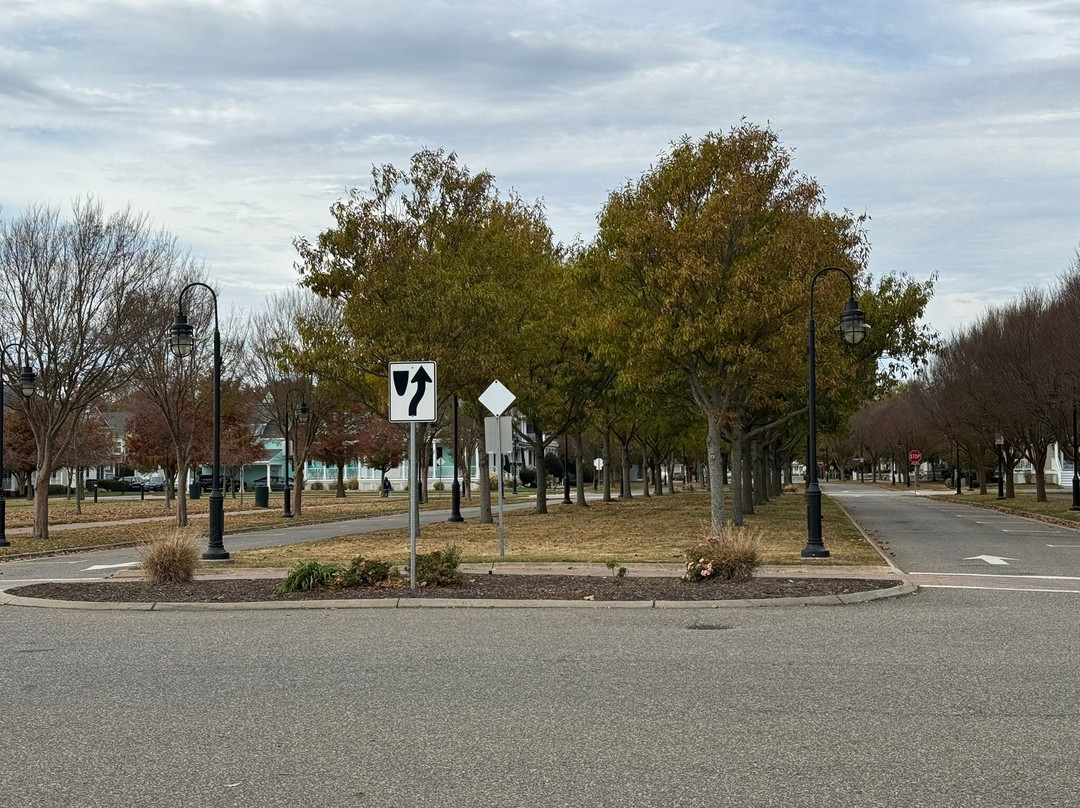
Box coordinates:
[0,581,918,612]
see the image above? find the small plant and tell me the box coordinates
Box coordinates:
[346,478,360,490]
[683,528,762,583]
[416,543,463,586]
[311,481,324,491]
[605,559,629,580]
[341,556,398,587]
[139,530,200,585]
[277,560,344,595]
[433,480,445,491]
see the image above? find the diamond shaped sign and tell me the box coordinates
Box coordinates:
[479,380,516,417]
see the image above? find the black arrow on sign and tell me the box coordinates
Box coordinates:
[408,366,432,417]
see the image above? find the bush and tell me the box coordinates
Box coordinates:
[433,480,445,491]
[488,473,499,491]
[519,466,537,487]
[277,560,344,595]
[683,529,762,583]
[346,478,360,490]
[139,530,200,585]
[416,543,462,586]
[341,556,398,587]
[48,484,67,495]
[310,481,324,491]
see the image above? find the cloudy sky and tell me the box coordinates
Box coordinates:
[2,0,1078,334]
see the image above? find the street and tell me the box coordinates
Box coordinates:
[1,487,1078,806]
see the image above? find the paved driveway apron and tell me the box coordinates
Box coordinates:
[827,482,1080,593]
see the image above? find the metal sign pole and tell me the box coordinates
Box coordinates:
[410,421,418,589]
[497,414,505,557]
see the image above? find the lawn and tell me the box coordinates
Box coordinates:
[232,489,885,569]
[0,489,535,557]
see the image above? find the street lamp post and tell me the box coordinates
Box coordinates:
[281,388,308,518]
[169,282,227,560]
[803,267,870,558]
[0,344,36,548]
[955,442,962,496]
[449,394,464,522]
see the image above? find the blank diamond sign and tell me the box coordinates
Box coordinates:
[479,380,516,416]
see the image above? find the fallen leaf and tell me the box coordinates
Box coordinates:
[583,595,595,601]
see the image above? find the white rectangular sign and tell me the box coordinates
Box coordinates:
[389,362,438,423]
[484,416,514,454]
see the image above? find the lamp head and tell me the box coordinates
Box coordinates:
[19,364,35,398]
[169,313,194,358]
[837,297,870,346]
[297,401,310,424]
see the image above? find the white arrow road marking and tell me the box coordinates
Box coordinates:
[82,562,138,571]
[963,555,1016,566]
[911,572,1080,580]
[1047,544,1080,548]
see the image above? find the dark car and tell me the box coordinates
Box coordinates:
[197,474,240,492]
[250,475,294,492]
[119,475,145,491]
[143,475,166,492]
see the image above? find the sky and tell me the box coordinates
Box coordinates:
[2,0,1078,336]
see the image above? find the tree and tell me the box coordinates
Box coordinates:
[310,404,369,497]
[0,198,193,542]
[353,415,407,487]
[57,409,115,514]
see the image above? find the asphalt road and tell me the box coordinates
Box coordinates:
[1,588,1077,808]
[827,483,1080,593]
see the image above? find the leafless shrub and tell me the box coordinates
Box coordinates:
[139,530,200,585]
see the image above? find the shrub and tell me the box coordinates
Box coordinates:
[346,478,360,490]
[416,543,462,586]
[341,556,398,587]
[519,466,537,487]
[488,473,499,491]
[277,560,344,595]
[139,530,200,585]
[311,481,324,491]
[683,529,762,583]
[433,480,445,491]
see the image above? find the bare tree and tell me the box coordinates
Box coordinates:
[0,198,193,542]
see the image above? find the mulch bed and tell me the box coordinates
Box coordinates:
[9,575,898,603]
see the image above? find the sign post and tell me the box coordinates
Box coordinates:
[480,380,516,558]
[909,449,922,495]
[389,362,438,589]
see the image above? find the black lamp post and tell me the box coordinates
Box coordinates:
[281,388,308,518]
[448,394,464,522]
[955,442,962,496]
[0,344,36,548]
[1049,376,1080,511]
[170,283,227,560]
[995,435,1006,500]
[803,267,870,558]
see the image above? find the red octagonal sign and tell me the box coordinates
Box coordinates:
[909,449,922,464]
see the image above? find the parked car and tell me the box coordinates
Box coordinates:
[672,471,685,482]
[250,475,294,492]
[143,475,166,492]
[119,475,145,491]
[197,474,241,492]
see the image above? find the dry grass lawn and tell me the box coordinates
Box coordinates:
[234,489,884,569]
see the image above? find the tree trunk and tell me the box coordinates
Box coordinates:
[66,469,74,501]
[719,452,728,491]
[975,446,988,495]
[33,454,57,542]
[706,412,726,532]
[729,425,746,526]
[336,463,346,497]
[1005,456,1017,498]
[1032,445,1048,502]
[740,436,754,518]
[478,450,492,524]
[534,437,548,514]
[74,468,83,515]
[642,453,651,498]
[619,438,633,500]
[602,430,612,502]
[752,440,767,506]
[463,443,473,503]
[575,437,588,507]
[176,457,188,528]
[295,464,306,515]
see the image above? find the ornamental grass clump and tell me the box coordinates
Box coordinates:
[139,530,201,585]
[683,528,763,583]
[277,560,344,595]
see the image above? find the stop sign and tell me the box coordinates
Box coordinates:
[909,449,922,464]
[817,460,824,467]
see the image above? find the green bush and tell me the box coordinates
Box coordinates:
[518,466,537,487]
[433,480,445,491]
[277,560,344,595]
[416,543,463,586]
[310,481,324,491]
[683,529,762,583]
[139,530,200,585]
[341,556,398,587]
